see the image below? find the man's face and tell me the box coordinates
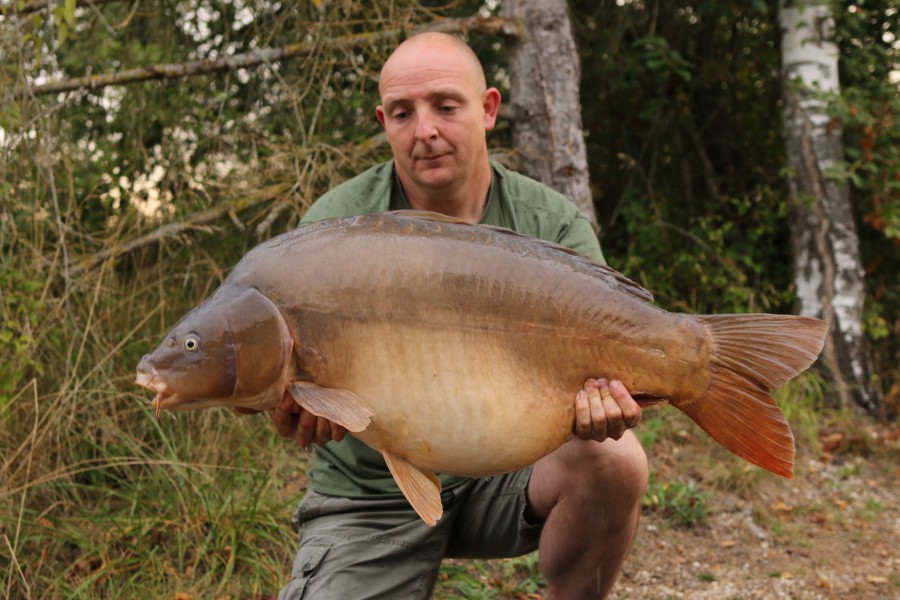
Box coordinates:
[376,42,499,193]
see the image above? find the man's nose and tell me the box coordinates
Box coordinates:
[414,109,439,141]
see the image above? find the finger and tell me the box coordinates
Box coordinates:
[610,379,642,429]
[331,423,348,443]
[272,393,300,438]
[297,409,317,449]
[585,378,608,441]
[574,389,594,439]
[315,413,333,445]
[598,379,626,440]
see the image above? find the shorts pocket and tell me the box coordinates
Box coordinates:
[278,543,330,600]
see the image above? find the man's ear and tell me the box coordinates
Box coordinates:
[376,105,386,127]
[483,88,501,131]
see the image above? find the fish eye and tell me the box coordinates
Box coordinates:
[183,336,201,352]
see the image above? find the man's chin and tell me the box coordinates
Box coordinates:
[412,168,456,189]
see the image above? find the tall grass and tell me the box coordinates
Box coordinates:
[0,191,312,598]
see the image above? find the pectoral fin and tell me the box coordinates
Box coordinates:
[382,450,443,526]
[288,381,374,432]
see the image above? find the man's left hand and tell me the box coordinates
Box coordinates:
[574,378,641,442]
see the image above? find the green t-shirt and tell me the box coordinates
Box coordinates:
[300,159,605,498]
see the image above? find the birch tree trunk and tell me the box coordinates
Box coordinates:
[501,0,597,230]
[779,0,878,413]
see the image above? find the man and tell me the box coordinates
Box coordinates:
[273,32,648,599]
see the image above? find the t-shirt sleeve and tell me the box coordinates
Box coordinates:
[556,215,606,266]
[301,162,394,224]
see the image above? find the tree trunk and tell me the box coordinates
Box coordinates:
[779,0,879,413]
[501,0,597,230]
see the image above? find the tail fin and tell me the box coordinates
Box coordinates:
[676,314,827,478]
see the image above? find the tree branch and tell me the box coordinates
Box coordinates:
[13,16,520,100]
[66,183,290,279]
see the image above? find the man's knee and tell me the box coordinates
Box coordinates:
[563,431,649,505]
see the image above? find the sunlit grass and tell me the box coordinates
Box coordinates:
[2,396,305,598]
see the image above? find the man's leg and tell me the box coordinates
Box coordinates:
[279,491,451,599]
[526,431,648,599]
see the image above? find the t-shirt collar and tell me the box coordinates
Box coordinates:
[388,162,501,225]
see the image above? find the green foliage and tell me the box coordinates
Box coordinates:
[833,1,900,393]
[436,553,546,599]
[571,0,898,403]
[642,474,710,527]
[572,1,796,315]
[0,270,47,414]
[776,371,833,454]
[635,414,665,449]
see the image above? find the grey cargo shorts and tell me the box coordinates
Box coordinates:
[278,467,542,599]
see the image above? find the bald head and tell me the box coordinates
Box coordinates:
[379,33,488,96]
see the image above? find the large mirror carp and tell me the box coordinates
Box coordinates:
[136,211,827,525]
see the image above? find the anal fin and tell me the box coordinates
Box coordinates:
[288,381,374,432]
[382,450,443,526]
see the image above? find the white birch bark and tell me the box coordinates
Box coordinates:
[500,0,597,230]
[779,0,878,413]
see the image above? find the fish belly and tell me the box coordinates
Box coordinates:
[319,321,582,477]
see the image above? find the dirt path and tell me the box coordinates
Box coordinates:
[612,427,899,599]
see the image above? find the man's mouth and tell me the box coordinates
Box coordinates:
[414,149,452,161]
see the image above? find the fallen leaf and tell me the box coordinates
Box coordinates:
[175,593,192,600]
[720,540,738,548]
[866,575,889,585]
[772,501,794,513]
[833,498,848,510]
[819,431,844,452]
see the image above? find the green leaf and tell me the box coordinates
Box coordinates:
[56,22,69,47]
[64,0,77,25]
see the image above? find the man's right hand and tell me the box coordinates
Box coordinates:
[235,391,347,449]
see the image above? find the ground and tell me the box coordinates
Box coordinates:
[611,455,897,599]
[432,415,899,600]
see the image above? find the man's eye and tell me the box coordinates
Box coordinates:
[392,110,410,120]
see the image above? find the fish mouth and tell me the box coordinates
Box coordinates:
[135,366,179,418]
